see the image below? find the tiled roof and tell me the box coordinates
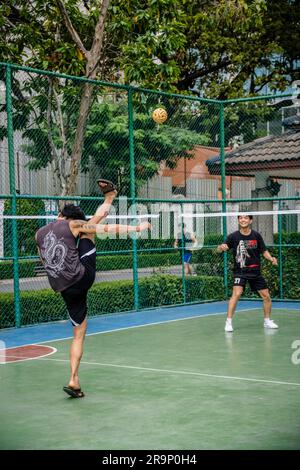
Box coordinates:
[206,130,300,168]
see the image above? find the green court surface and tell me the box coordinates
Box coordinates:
[1,308,300,450]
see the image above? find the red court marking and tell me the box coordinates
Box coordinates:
[0,345,56,363]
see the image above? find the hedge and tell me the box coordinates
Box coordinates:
[0,252,180,280]
[0,274,224,329]
[0,259,37,279]
[4,198,45,257]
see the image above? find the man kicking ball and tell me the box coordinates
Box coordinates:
[36,180,151,398]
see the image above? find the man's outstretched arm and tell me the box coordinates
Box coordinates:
[70,220,151,236]
[100,221,151,234]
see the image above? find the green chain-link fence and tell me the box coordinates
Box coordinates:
[0,62,299,328]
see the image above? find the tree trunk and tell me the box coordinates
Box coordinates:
[62,82,93,196]
[57,0,110,196]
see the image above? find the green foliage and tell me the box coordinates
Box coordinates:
[0,273,225,328]
[109,0,300,97]
[88,280,135,315]
[223,101,279,146]
[3,198,45,256]
[0,293,19,329]
[108,0,187,92]
[194,247,224,268]
[0,259,36,280]
[3,90,208,196]
[186,275,225,302]
[203,233,224,247]
[262,246,300,299]
[0,252,180,280]
[0,1,91,75]
[139,274,182,307]
[1,0,298,199]
[274,232,300,244]
[81,102,208,193]
[1,0,299,96]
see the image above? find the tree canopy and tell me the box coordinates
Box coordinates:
[1,1,299,197]
[1,0,299,98]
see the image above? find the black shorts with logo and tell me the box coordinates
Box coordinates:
[233,273,268,292]
[61,238,96,327]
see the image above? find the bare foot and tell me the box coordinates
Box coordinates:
[68,379,80,390]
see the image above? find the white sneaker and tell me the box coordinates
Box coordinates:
[264,319,278,329]
[225,320,233,332]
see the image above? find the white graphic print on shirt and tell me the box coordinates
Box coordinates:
[236,240,251,268]
[42,231,68,278]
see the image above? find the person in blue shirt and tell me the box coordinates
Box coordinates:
[174,223,197,276]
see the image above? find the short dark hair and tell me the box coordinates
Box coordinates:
[60,204,86,220]
[237,214,253,220]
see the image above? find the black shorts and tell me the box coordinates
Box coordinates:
[61,238,96,327]
[233,274,268,292]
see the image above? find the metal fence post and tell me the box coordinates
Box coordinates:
[6,65,21,327]
[180,204,187,304]
[220,103,228,298]
[128,87,139,310]
[278,201,284,299]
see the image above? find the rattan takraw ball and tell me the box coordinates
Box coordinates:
[152,108,168,124]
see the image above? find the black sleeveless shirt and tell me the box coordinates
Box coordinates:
[36,220,85,292]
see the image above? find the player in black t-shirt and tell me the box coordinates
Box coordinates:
[217,215,278,332]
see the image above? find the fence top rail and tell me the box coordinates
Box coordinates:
[0,61,129,91]
[131,86,221,104]
[0,62,294,105]
[223,93,294,104]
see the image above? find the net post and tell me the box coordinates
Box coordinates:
[180,204,187,304]
[128,86,139,310]
[6,64,21,327]
[278,201,284,299]
[220,103,228,298]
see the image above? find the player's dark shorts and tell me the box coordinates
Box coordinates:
[61,238,96,327]
[233,274,268,292]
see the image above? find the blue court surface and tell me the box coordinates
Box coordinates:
[1,300,299,348]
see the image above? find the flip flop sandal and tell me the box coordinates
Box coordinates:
[63,385,85,398]
[96,179,117,195]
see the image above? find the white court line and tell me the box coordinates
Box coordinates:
[0,306,298,351]
[37,356,300,387]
